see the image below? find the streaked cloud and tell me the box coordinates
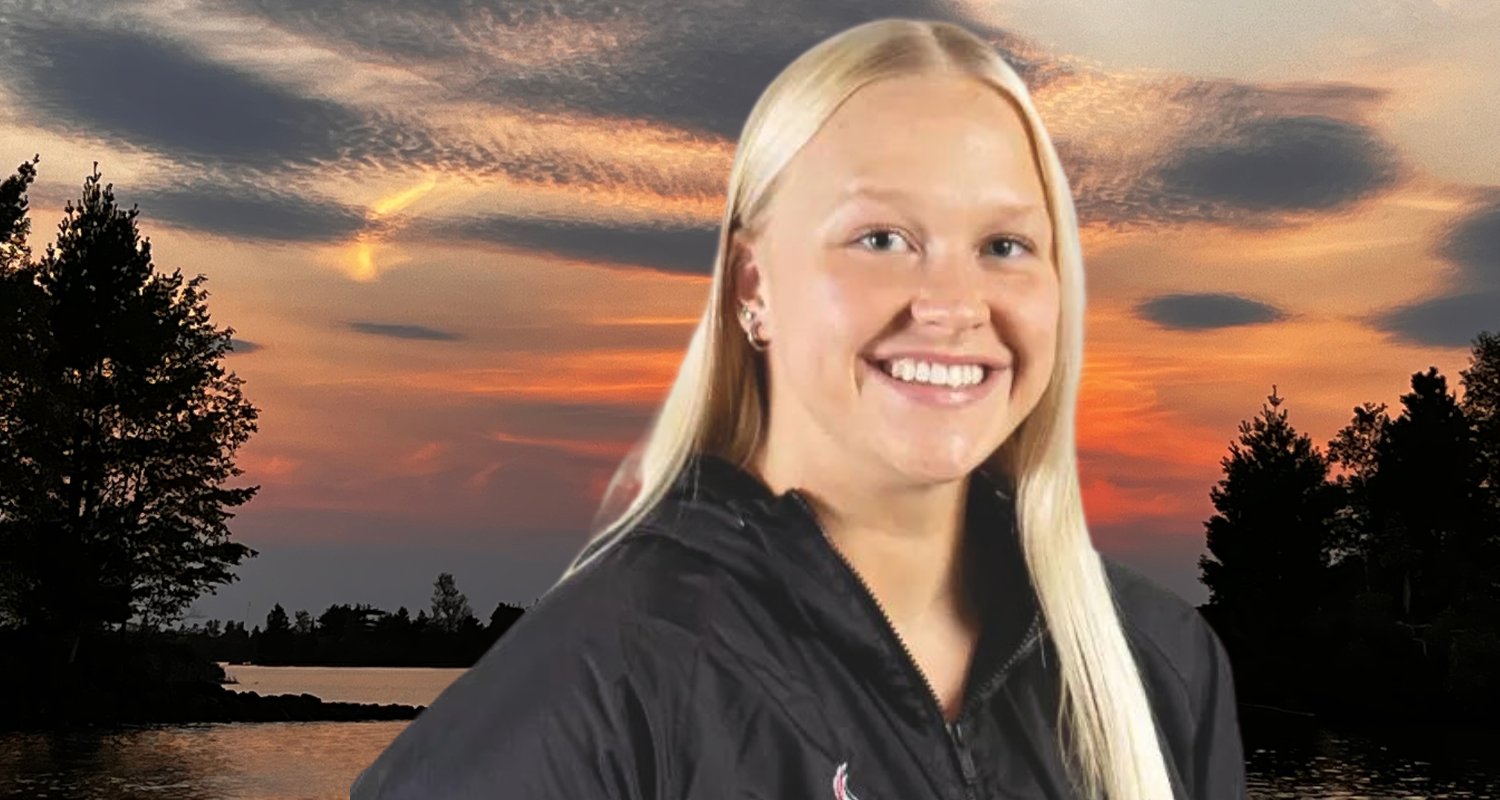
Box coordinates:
[422,214,719,275]
[221,0,1058,139]
[2,24,366,168]
[133,182,368,242]
[489,430,634,459]
[345,321,463,341]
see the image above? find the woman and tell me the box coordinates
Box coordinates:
[352,17,1247,800]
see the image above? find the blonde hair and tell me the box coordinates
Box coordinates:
[555,18,1175,800]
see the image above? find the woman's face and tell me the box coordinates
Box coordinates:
[737,73,1061,487]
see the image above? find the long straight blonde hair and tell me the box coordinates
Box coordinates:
[554,17,1175,800]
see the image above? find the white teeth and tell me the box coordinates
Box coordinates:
[880,358,986,388]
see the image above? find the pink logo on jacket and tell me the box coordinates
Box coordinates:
[832,762,862,800]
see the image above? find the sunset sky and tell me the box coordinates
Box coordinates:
[1,0,1497,626]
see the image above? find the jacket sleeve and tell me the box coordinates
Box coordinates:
[1191,617,1248,800]
[349,611,666,800]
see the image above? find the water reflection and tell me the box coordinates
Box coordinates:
[1242,714,1499,798]
[0,721,406,800]
[219,663,463,708]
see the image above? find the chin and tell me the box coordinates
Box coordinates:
[880,445,989,487]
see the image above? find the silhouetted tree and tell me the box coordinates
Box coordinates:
[265,603,290,635]
[488,600,524,635]
[0,157,44,631]
[1326,401,1394,583]
[1459,331,1500,515]
[1366,368,1489,623]
[1198,386,1339,706]
[0,161,260,674]
[318,603,381,638]
[0,156,37,268]
[257,603,292,664]
[430,572,476,634]
[293,609,313,635]
[1455,332,1500,662]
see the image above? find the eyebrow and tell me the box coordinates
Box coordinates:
[836,184,1048,223]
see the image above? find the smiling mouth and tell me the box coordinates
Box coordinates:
[863,356,1004,389]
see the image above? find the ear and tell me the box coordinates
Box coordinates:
[730,229,767,313]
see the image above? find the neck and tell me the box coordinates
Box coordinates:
[751,444,974,633]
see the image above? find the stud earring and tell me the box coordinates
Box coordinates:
[739,303,769,352]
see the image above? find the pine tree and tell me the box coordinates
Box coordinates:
[430,572,475,633]
[1199,386,1340,700]
[1326,401,1394,585]
[0,162,260,670]
[1459,331,1500,521]
[264,603,290,634]
[1368,367,1490,622]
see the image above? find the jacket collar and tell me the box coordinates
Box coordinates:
[633,451,1045,728]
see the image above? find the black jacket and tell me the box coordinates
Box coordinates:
[351,453,1247,800]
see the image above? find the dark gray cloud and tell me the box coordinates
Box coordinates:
[346,321,463,340]
[1135,292,1287,330]
[2,25,366,168]
[1372,193,1500,348]
[227,338,263,354]
[131,183,368,242]
[227,0,1065,140]
[1435,196,1500,288]
[0,20,532,183]
[1369,290,1500,349]
[430,214,719,275]
[1155,115,1399,214]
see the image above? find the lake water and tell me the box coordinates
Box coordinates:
[1,664,1496,799]
[218,664,461,708]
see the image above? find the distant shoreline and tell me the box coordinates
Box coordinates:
[0,681,424,733]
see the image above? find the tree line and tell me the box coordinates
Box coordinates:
[1197,334,1500,725]
[182,572,529,669]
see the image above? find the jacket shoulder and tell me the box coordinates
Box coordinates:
[1100,554,1218,689]
[350,535,715,800]
[1099,555,1248,799]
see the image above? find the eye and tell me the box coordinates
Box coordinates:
[987,236,1035,258]
[853,227,914,253]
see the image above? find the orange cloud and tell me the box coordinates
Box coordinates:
[236,452,302,483]
[489,430,635,459]
[1079,474,1192,526]
[397,348,684,404]
[397,441,446,476]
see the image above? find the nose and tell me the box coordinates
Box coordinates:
[909,253,988,332]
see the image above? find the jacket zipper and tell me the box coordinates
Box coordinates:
[948,720,980,800]
[787,489,983,800]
